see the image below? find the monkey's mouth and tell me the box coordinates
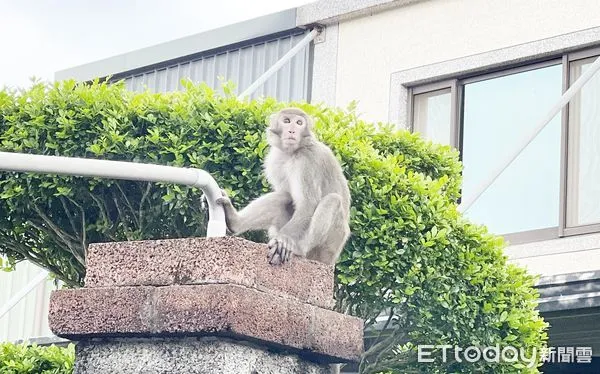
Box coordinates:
[283,137,297,142]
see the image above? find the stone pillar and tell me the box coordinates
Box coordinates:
[48,237,363,373]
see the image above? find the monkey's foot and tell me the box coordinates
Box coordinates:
[267,235,296,265]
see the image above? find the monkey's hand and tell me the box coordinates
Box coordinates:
[215,189,239,233]
[268,234,298,265]
[215,189,233,207]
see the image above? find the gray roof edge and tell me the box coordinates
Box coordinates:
[296,0,427,26]
[55,8,298,82]
[538,292,600,313]
[537,270,600,287]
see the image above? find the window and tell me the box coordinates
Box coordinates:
[566,56,600,230]
[407,48,600,242]
[412,87,454,146]
[462,64,562,235]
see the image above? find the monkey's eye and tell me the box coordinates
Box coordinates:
[283,118,290,123]
[296,120,303,125]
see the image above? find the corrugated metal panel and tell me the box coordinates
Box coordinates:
[0,261,55,342]
[117,30,310,102]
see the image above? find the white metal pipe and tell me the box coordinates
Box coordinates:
[459,55,600,214]
[0,269,48,320]
[238,28,319,100]
[0,151,226,237]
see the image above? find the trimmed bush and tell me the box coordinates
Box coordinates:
[0,342,74,374]
[0,81,547,372]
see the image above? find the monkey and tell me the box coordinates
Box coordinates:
[216,107,351,266]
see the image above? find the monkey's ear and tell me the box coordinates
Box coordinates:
[268,113,280,132]
[305,113,314,130]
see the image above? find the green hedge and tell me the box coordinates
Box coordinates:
[0,343,74,374]
[0,81,547,372]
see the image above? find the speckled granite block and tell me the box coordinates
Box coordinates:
[49,237,364,372]
[49,284,363,363]
[49,287,153,336]
[85,236,334,309]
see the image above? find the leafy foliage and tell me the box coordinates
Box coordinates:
[0,81,547,372]
[0,342,74,374]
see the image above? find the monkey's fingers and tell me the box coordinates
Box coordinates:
[277,236,294,264]
[267,238,282,265]
[282,246,292,263]
[215,189,232,204]
[215,197,231,206]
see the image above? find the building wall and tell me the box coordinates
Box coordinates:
[0,261,54,342]
[118,30,311,101]
[334,0,600,123]
[323,0,600,280]
[56,9,310,103]
[505,233,600,277]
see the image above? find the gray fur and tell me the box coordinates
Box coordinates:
[217,108,351,265]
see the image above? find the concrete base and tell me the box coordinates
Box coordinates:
[75,337,331,374]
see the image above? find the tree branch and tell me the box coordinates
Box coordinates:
[27,217,85,267]
[115,181,140,228]
[138,182,152,233]
[88,191,119,241]
[59,197,81,242]
[360,327,407,374]
[67,197,88,257]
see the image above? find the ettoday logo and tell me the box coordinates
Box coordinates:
[418,345,535,368]
[418,345,593,367]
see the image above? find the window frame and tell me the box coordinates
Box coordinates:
[407,80,460,148]
[561,47,600,237]
[407,49,600,244]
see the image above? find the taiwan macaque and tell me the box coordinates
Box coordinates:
[216,108,351,265]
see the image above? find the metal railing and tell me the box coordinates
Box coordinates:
[0,152,226,236]
[0,152,226,323]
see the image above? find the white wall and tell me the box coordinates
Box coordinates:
[335,0,600,122]
[0,261,54,342]
[328,0,600,280]
[505,233,600,278]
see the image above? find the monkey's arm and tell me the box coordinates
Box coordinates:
[217,191,292,234]
[267,200,315,265]
[276,201,315,254]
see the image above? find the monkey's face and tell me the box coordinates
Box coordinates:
[268,109,313,153]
